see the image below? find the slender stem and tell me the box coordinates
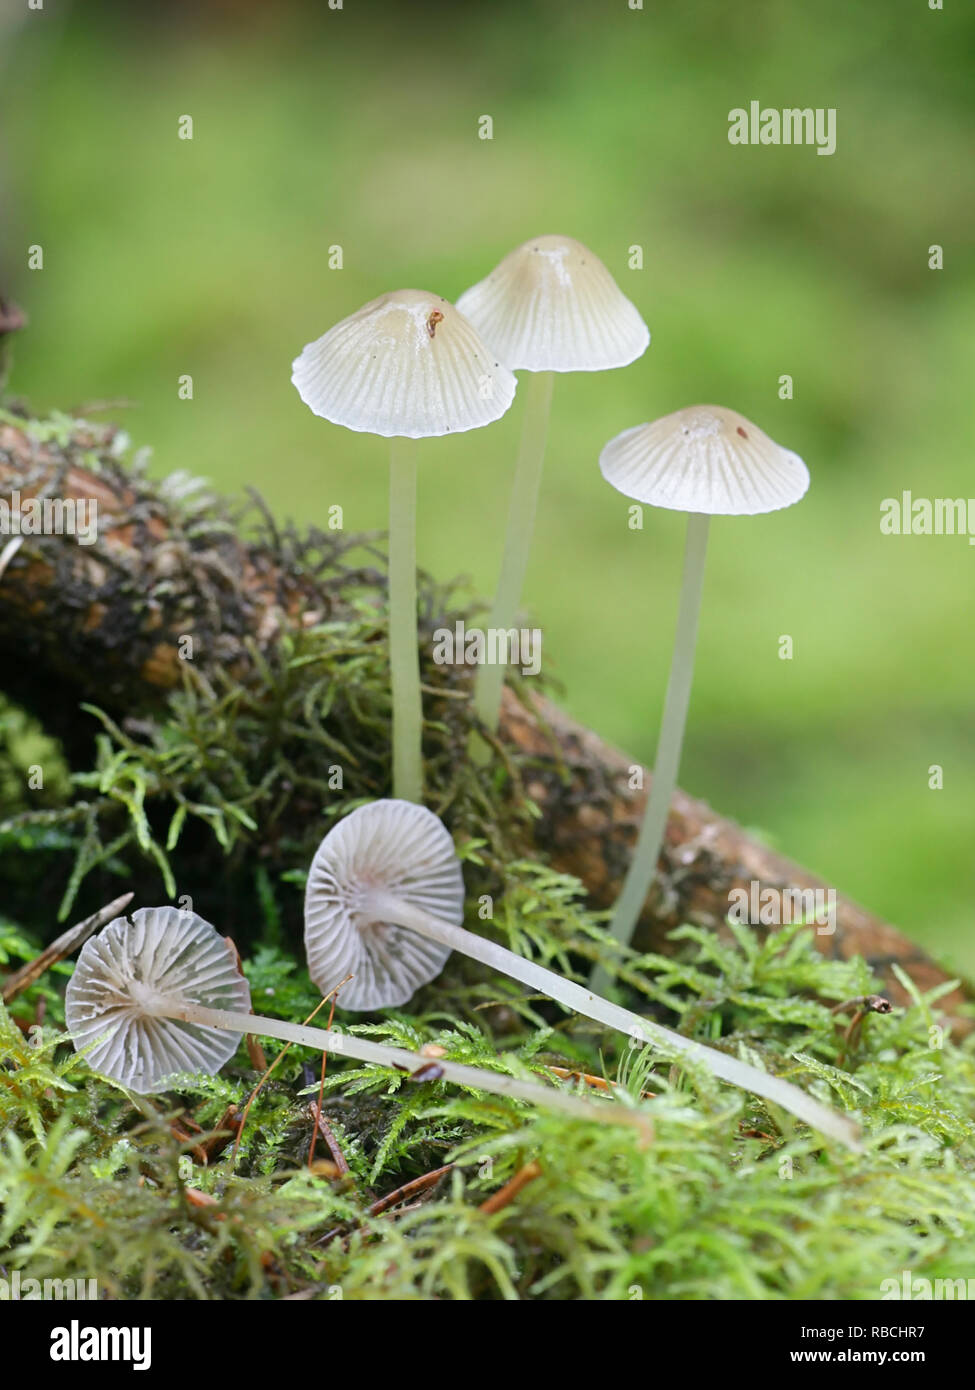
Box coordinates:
[368,891,861,1150]
[156,1000,646,1131]
[473,370,554,736]
[597,512,711,982]
[388,438,423,802]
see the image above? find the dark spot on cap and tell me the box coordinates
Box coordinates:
[736,426,748,438]
[427,309,445,339]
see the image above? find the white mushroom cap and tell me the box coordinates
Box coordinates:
[291,289,517,438]
[65,906,252,1094]
[304,799,465,1012]
[456,235,650,373]
[599,405,810,515]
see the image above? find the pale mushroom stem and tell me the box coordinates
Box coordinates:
[149,999,645,1130]
[366,888,861,1150]
[595,511,710,987]
[473,370,554,738]
[388,437,423,802]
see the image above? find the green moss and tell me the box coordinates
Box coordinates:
[2,904,974,1300]
[2,409,973,1300]
[0,406,543,940]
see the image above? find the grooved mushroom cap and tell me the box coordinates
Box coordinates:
[456,235,650,373]
[599,405,810,516]
[304,800,465,1012]
[65,907,252,1094]
[291,289,517,438]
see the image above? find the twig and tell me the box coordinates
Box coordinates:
[315,1162,454,1248]
[199,1104,242,1162]
[307,1103,350,1175]
[367,1164,453,1217]
[479,1160,543,1215]
[829,993,892,1017]
[245,1033,268,1072]
[171,1121,207,1166]
[546,1065,656,1100]
[830,993,892,1063]
[231,975,352,1166]
[2,892,134,1004]
[170,1104,242,1173]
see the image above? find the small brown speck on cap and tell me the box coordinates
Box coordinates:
[737,426,748,438]
[427,309,444,338]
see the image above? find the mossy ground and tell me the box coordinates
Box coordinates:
[1,412,974,1300]
[3,906,975,1300]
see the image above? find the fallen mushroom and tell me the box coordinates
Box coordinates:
[291,290,516,802]
[64,906,645,1130]
[456,236,649,735]
[596,405,810,975]
[303,799,860,1149]
[65,905,252,1093]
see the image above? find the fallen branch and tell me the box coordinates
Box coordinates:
[478,1160,543,1215]
[0,409,968,1024]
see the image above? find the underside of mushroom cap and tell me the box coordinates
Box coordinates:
[65,906,252,1094]
[304,799,465,1011]
[291,289,517,438]
[456,235,650,373]
[599,405,810,515]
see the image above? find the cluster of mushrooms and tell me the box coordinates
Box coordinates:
[67,237,850,1146]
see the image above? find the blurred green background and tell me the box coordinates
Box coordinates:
[1,0,973,966]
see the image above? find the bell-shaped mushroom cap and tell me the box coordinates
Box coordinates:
[600,405,810,516]
[65,907,252,1094]
[456,235,650,373]
[304,799,465,1012]
[291,289,517,439]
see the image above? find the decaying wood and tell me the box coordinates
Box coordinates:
[503,693,969,1019]
[0,411,968,1023]
[0,415,314,715]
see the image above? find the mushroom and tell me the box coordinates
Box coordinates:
[65,905,251,1094]
[304,796,463,1012]
[456,236,650,735]
[303,799,860,1149]
[292,290,517,802]
[596,405,810,971]
[66,904,643,1129]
